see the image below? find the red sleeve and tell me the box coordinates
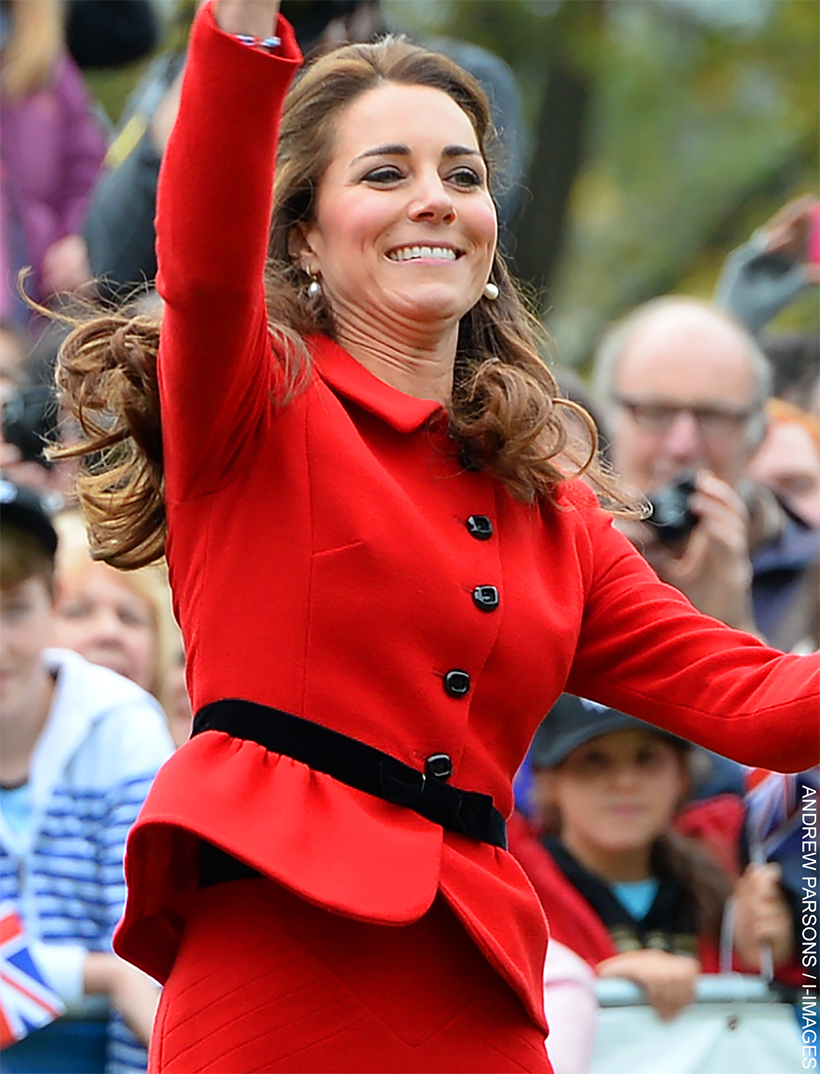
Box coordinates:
[562,483,820,773]
[155,1,302,501]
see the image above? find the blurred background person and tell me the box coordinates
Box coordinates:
[0,319,27,402]
[0,0,105,332]
[592,295,818,651]
[52,510,194,747]
[64,0,159,72]
[51,511,175,704]
[0,479,173,1073]
[750,397,820,531]
[714,195,820,336]
[509,697,798,1024]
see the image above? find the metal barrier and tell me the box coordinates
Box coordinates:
[590,975,804,1074]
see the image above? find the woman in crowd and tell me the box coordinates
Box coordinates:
[51,510,174,700]
[51,1,818,1070]
[509,696,797,1023]
[0,0,104,330]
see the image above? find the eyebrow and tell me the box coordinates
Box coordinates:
[351,143,483,164]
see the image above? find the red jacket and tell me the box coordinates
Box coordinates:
[113,3,820,1033]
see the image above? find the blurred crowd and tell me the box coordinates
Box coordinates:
[0,1,817,1073]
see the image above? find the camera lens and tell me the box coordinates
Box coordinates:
[647,473,698,545]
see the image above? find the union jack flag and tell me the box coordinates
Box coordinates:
[745,767,819,861]
[0,904,65,1049]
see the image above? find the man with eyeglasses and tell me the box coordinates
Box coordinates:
[593,296,819,649]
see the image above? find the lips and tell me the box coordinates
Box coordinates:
[386,244,461,262]
[608,803,645,815]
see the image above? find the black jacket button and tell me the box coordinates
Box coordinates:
[472,585,499,611]
[443,670,471,697]
[466,515,493,540]
[425,753,453,780]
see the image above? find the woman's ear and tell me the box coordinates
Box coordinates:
[288,222,318,277]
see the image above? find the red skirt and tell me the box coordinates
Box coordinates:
[150,876,553,1073]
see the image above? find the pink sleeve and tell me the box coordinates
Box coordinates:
[55,55,107,236]
[543,941,599,1074]
[155,1,302,501]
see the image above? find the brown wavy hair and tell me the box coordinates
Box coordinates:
[53,34,636,569]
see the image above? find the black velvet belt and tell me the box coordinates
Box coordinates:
[192,698,508,850]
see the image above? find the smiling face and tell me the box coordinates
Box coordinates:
[538,730,689,882]
[295,81,497,338]
[51,562,158,691]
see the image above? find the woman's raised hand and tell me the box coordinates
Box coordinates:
[213,0,281,39]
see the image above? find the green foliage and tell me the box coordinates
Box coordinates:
[385,0,819,366]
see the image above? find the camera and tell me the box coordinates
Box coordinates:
[647,472,698,546]
[2,385,59,469]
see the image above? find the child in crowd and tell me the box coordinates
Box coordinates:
[509,695,796,1022]
[0,480,174,1073]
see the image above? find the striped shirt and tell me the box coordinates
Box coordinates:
[0,649,174,1073]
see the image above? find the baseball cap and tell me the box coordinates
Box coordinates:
[0,477,58,561]
[531,694,690,768]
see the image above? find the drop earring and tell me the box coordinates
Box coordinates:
[307,275,321,298]
[483,281,499,301]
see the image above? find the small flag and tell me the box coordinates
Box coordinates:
[0,904,65,1049]
[745,768,812,859]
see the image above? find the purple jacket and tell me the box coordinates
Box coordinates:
[1,53,106,318]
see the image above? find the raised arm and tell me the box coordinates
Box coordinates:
[156,0,301,500]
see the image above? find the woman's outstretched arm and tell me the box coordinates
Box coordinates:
[156,0,301,501]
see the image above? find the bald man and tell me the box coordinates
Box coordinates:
[593,297,818,646]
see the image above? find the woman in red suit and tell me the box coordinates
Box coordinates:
[53,0,819,1070]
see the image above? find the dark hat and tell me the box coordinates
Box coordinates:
[0,477,58,561]
[531,694,689,768]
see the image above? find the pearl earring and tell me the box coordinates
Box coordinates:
[483,281,499,301]
[307,276,321,298]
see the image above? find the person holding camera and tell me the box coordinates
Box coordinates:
[48,2,818,1070]
[592,295,819,648]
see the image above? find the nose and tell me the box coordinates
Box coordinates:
[610,760,641,792]
[85,607,128,647]
[661,408,704,467]
[408,171,456,225]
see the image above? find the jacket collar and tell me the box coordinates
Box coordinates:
[308,334,445,434]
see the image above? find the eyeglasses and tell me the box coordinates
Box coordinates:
[614,397,755,438]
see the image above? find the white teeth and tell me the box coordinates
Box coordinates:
[388,245,457,262]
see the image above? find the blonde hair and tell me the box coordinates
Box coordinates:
[1,0,65,101]
[53,35,637,569]
[53,510,177,698]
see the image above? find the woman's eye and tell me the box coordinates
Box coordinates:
[363,166,404,184]
[118,607,152,629]
[60,601,91,620]
[637,747,661,767]
[576,750,608,773]
[448,168,482,188]
[2,600,32,621]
